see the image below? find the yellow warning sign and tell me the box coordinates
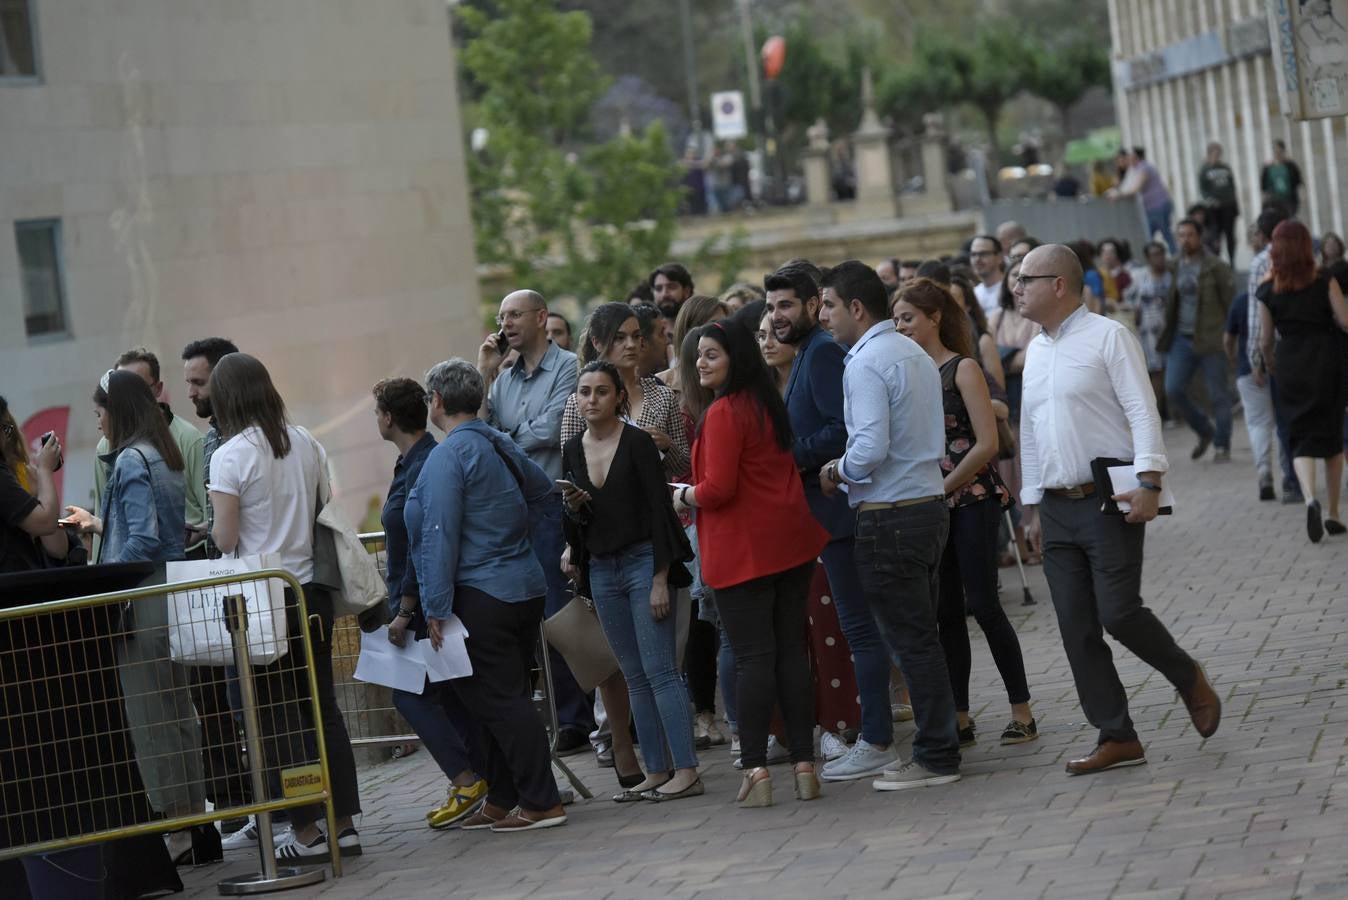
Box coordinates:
[281,764,325,798]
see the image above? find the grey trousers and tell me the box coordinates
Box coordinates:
[1040,494,1196,745]
[117,595,206,817]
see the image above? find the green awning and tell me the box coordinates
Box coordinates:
[1064,128,1121,165]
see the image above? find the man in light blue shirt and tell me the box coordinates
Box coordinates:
[476,289,593,749]
[816,261,961,792]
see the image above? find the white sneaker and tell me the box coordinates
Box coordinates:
[872,758,961,792]
[220,817,289,852]
[729,734,741,755]
[820,731,849,763]
[821,739,898,781]
[733,734,789,769]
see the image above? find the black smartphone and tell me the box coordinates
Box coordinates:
[494,330,509,353]
[40,431,63,472]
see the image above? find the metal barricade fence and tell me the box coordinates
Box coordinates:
[341,533,589,799]
[0,568,341,895]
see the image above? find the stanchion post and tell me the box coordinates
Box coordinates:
[218,592,326,896]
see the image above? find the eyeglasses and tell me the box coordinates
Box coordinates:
[1014,274,1060,289]
[495,308,541,326]
[424,391,436,407]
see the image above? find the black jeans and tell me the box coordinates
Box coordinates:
[1040,494,1197,745]
[1205,204,1238,264]
[253,586,361,829]
[937,498,1031,712]
[854,501,961,775]
[448,586,560,813]
[684,611,719,714]
[393,679,484,781]
[715,561,816,768]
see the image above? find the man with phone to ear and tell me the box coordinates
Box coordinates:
[476,290,593,753]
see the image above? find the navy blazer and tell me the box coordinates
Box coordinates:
[784,325,853,539]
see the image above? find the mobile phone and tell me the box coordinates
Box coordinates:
[494,330,509,353]
[40,431,63,472]
[555,479,578,492]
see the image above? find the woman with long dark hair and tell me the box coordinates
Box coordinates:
[0,395,68,571]
[673,318,829,807]
[1256,220,1348,541]
[893,280,1035,748]
[561,361,699,802]
[207,352,363,859]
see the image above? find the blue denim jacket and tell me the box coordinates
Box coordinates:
[100,441,187,564]
[382,431,436,616]
[406,420,550,619]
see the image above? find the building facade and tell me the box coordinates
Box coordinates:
[1108,0,1347,262]
[1,0,481,518]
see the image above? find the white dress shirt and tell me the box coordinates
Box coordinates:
[974,280,1003,316]
[1020,305,1168,506]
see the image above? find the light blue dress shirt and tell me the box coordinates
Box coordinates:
[838,321,946,506]
[486,341,577,482]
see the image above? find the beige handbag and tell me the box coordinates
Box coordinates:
[542,593,619,692]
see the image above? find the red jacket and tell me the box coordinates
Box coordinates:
[692,393,829,589]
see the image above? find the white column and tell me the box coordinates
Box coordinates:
[1323,117,1344,236]
[1237,58,1263,221]
[1162,80,1186,212]
[1299,118,1321,233]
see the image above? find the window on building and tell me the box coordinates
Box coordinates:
[15,220,69,338]
[0,0,38,79]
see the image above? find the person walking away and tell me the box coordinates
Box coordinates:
[673,318,829,807]
[816,261,963,793]
[764,264,897,783]
[373,377,487,828]
[1156,218,1235,461]
[1016,245,1221,775]
[1255,220,1348,542]
[561,362,700,803]
[1225,230,1281,503]
[408,359,567,832]
[1260,140,1303,218]
[476,289,593,754]
[893,279,1036,749]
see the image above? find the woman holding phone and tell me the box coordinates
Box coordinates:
[561,361,698,801]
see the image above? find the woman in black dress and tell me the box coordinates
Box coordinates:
[1257,220,1348,542]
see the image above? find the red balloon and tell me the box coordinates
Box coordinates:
[761,35,786,80]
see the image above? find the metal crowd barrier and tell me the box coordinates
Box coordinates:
[345,533,589,799]
[0,569,340,895]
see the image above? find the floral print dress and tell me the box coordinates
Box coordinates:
[938,356,1011,511]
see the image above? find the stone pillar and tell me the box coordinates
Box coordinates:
[848,68,897,219]
[803,118,831,206]
[903,112,954,215]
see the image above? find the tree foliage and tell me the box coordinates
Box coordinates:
[458,0,685,304]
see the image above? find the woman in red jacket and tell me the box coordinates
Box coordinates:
[673,318,829,808]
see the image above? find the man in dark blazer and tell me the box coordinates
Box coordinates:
[765,263,898,782]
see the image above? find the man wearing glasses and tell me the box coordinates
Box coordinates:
[1015,245,1221,777]
[969,234,1006,316]
[476,290,594,752]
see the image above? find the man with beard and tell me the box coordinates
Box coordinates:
[763,262,896,782]
[970,235,1006,316]
[182,337,239,558]
[648,262,694,317]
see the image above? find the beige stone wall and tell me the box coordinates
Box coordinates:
[0,0,481,519]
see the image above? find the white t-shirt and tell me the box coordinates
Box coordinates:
[209,425,325,584]
[974,280,1003,316]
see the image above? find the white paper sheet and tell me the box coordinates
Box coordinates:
[353,626,426,694]
[1106,464,1176,514]
[420,614,473,681]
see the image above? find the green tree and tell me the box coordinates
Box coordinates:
[458,0,685,303]
[1023,31,1112,135]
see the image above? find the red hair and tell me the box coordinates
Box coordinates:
[1270,220,1317,293]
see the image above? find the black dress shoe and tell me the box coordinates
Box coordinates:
[554,728,589,756]
[1308,500,1324,543]
[1190,435,1212,460]
[1325,519,1346,536]
[173,824,223,867]
[1259,482,1276,501]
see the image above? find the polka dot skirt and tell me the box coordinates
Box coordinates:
[805,563,861,733]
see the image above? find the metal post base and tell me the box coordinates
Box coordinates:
[218,866,326,895]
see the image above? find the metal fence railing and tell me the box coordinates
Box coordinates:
[0,568,341,894]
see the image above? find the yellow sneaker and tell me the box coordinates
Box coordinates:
[428,779,488,830]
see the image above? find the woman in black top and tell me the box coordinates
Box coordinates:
[0,396,68,573]
[561,362,699,802]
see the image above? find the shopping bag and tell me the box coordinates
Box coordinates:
[165,554,289,666]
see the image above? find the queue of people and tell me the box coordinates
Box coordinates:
[8,223,1346,897]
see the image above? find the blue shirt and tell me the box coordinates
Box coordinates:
[838,321,946,506]
[1225,291,1252,377]
[381,432,436,614]
[486,341,577,482]
[100,441,186,564]
[406,420,551,618]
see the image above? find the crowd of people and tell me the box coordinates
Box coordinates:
[3,201,1345,896]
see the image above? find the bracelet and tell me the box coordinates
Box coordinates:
[679,486,691,507]
[1137,479,1162,493]
[395,608,416,619]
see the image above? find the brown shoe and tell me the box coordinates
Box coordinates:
[1065,739,1146,776]
[490,805,567,833]
[1180,663,1221,738]
[459,802,510,831]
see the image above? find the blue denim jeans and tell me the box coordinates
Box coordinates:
[854,500,961,775]
[1164,334,1232,450]
[1147,200,1176,254]
[589,541,699,772]
[393,679,484,781]
[531,496,594,734]
[819,536,893,746]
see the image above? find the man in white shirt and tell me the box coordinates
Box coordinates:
[970,235,1005,316]
[1016,245,1221,777]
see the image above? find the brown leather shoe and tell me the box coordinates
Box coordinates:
[1065,739,1146,776]
[459,802,510,831]
[490,805,567,833]
[1180,663,1222,738]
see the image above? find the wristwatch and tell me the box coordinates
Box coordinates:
[1137,479,1162,493]
[395,608,416,619]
